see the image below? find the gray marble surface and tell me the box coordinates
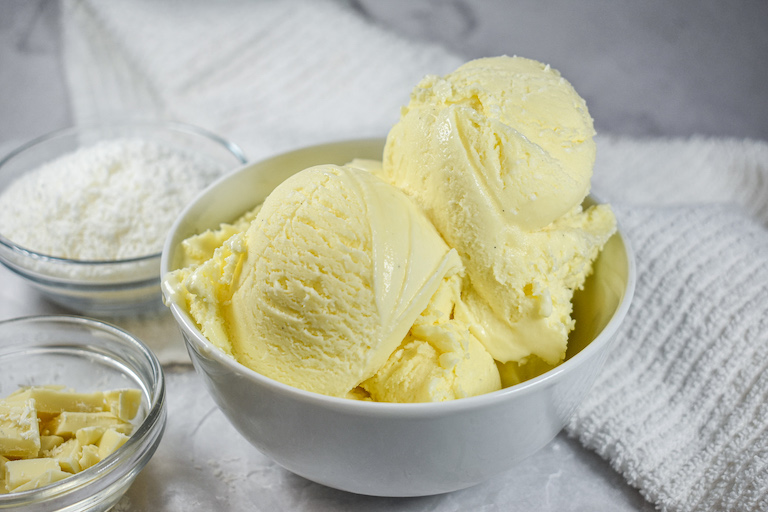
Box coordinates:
[353,0,768,141]
[1,1,766,510]
[3,0,767,147]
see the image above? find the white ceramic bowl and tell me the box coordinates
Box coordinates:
[0,315,166,511]
[0,121,247,316]
[162,139,635,497]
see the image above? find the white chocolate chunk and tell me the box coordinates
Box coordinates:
[50,438,82,473]
[5,387,105,416]
[0,399,41,458]
[11,468,70,492]
[39,435,65,455]
[104,389,143,421]
[104,388,142,421]
[45,411,132,437]
[0,455,8,494]
[75,426,105,446]
[98,428,129,460]
[4,458,60,490]
[79,444,101,471]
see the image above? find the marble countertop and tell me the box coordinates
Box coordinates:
[1,1,766,510]
[2,0,767,145]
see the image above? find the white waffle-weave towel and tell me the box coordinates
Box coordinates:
[579,137,768,512]
[60,1,768,510]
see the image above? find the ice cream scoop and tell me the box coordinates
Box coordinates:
[382,56,596,232]
[165,164,473,398]
[380,56,616,366]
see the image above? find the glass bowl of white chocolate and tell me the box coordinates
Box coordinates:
[0,121,247,316]
[0,315,166,511]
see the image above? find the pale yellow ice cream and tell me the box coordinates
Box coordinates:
[382,56,596,232]
[165,163,501,399]
[380,56,616,367]
[360,273,500,402]
[165,55,616,401]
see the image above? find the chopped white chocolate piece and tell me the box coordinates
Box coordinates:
[79,444,101,471]
[104,389,143,421]
[50,438,82,473]
[39,435,65,455]
[5,387,105,416]
[75,426,105,446]
[11,468,70,492]
[5,385,63,399]
[4,458,60,490]
[0,399,41,458]
[45,411,131,437]
[98,428,129,459]
[0,455,8,493]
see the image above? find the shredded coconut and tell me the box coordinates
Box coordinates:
[0,138,226,260]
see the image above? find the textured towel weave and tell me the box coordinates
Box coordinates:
[60,1,768,510]
[585,136,768,512]
[62,0,462,160]
[569,205,768,512]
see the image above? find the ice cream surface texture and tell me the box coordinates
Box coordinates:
[164,55,615,401]
[360,272,501,401]
[380,56,616,366]
[383,56,596,232]
[166,163,501,399]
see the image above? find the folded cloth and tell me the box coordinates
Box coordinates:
[582,135,768,512]
[593,135,768,222]
[61,0,462,160]
[60,1,768,510]
[569,203,768,512]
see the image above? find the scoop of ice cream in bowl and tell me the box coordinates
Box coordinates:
[161,57,635,496]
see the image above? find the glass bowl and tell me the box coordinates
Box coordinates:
[162,139,636,496]
[0,315,166,511]
[0,121,247,316]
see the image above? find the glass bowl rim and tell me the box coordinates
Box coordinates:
[0,120,248,266]
[0,314,167,506]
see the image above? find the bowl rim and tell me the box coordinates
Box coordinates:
[163,138,636,416]
[0,314,167,506]
[0,120,248,267]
